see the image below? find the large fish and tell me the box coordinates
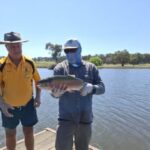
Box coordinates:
[37,75,84,91]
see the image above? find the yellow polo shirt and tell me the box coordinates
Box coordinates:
[0,56,41,106]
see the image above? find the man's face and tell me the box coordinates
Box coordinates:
[5,43,22,60]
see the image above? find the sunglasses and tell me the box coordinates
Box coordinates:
[64,48,77,54]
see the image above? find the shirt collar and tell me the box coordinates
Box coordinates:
[6,56,25,65]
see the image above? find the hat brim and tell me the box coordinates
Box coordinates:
[0,40,28,44]
[64,47,78,49]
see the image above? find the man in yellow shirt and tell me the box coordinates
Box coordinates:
[0,32,41,150]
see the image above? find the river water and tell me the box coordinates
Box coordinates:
[0,68,150,150]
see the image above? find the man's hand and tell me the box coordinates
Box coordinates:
[51,84,67,98]
[34,97,41,107]
[0,100,14,117]
[80,83,93,96]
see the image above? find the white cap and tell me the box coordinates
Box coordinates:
[64,39,81,49]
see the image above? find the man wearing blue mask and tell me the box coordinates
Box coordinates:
[64,39,82,67]
[51,39,105,150]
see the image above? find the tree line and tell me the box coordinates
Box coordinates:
[32,42,150,67]
[83,50,150,66]
[1,43,149,67]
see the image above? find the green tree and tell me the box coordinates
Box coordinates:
[130,53,143,65]
[105,53,116,64]
[114,50,130,67]
[130,54,139,65]
[143,54,150,63]
[83,55,91,61]
[99,54,106,63]
[89,56,103,66]
[45,42,62,63]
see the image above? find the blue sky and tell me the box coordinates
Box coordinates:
[0,0,150,58]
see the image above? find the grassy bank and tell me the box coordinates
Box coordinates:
[98,63,150,69]
[34,61,56,68]
[35,61,150,69]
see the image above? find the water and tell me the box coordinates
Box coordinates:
[0,68,150,150]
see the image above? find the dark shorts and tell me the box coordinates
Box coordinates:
[1,98,38,129]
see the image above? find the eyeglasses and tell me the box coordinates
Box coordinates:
[64,48,77,54]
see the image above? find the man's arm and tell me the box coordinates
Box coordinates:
[91,65,105,95]
[33,67,41,107]
[81,64,105,96]
[34,86,41,107]
[92,80,105,95]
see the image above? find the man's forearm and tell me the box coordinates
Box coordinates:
[93,82,105,95]
[0,96,5,108]
[35,87,41,98]
[0,96,4,103]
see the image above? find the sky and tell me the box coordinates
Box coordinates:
[0,0,150,58]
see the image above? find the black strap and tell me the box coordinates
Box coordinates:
[0,59,7,72]
[25,58,35,74]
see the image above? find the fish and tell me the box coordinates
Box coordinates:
[37,75,84,91]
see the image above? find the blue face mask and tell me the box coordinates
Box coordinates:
[66,47,82,67]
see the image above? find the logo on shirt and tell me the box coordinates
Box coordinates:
[24,67,31,79]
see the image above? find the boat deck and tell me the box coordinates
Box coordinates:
[0,128,100,150]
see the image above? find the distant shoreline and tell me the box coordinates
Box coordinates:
[35,61,150,69]
[97,64,150,69]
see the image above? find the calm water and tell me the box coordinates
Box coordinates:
[0,68,150,150]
